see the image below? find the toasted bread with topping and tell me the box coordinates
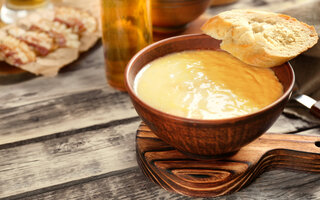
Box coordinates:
[0,31,36,66]
[0,6,99,76]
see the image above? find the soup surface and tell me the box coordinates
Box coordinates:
[134,50,283,119]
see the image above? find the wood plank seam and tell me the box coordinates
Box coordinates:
[0,87,138,145]
[0,88,112,111]
[1,167,140,200]
[0,120,141,198]
[0,116,141,150]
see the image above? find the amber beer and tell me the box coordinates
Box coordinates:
[100,0,153,91]
[5,0,49,10]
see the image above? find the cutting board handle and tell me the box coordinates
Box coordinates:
[136,123,320,197]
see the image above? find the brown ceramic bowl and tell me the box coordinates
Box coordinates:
[151,0,210,33]
[125,34,295,159]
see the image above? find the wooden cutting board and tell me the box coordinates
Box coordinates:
[136,122,320,197]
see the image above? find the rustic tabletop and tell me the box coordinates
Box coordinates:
[0,0,320,199]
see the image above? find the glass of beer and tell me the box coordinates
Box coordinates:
[100,0,153,91]
[1,0,51,24]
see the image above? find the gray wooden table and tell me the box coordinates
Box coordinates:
[1,1,320,199]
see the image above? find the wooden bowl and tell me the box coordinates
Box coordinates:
[125,34,295,159]
[151,0,210,33]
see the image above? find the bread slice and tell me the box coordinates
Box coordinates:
[201,9,319,68]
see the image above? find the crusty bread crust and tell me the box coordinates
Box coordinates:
[201,9,319,68]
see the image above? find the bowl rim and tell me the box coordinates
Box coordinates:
[125,33,295,124]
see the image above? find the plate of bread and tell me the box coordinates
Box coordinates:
[0,6,100,77]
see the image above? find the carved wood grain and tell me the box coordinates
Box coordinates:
[136,122,320,197]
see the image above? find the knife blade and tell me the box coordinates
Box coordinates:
[293,94,320,119]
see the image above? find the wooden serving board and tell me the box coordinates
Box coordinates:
[136,122,320,197]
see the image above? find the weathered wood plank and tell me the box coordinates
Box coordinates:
[20,167,320,200]
[0,87,138,145]
[0,118,318,200]
[0,89,317,148]
[0,43,110,109]
[0,99,315,148]
[18,122,320,200]
[0,118,141,199]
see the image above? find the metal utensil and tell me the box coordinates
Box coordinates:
[292,93,320,118]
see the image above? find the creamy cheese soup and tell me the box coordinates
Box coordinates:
[134,50,283,119]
